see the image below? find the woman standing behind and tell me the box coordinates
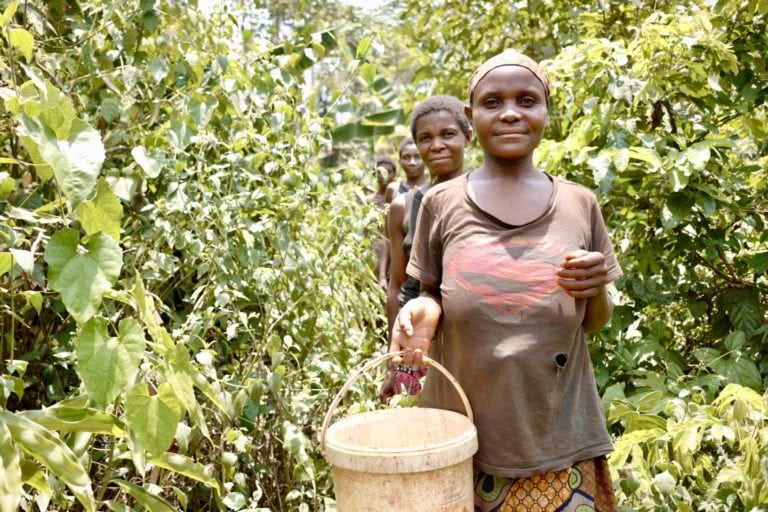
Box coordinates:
[391,50,621,511]
[384,95,471,399]
[384,137,428,204]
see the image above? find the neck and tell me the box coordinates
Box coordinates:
[433,168,463,184]
[407,175,427,187]
[479,153,538,180]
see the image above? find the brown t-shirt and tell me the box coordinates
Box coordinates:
[407,173,623,478]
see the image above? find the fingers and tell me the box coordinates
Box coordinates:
[558,251,608,298]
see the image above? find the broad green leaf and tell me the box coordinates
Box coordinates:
[17,134,54,181]
[8,248,33,274]
[0,422,22,512]
[20,114,105,207]
[0,410,95,512]
[8,28,34,61]
[613,147,630,172]
[21,406,125,435]
[148,452,221,495]
[750,251,768,273]
[76,317,145,409]
[149,57,169,82]
[125,382,182,456]
[100,98,121,123]
[724,331,747,352]
[359,62,376,84]
[74,179,123,241]
[131,145,164,178]
[628,147,661,171]
[686,142,711,170]
[43,227,79,284]
[726,288,761,334]
[635,390,664,414]
[21,290,42,314]
[0,252,12,276]
[359,108,404,126]
[0,171,14,199]
[168,118,191,150]
[165,345,210,438]
[39,82,77,141]
[111,479,175,512]
[45,230,122,323]
[710,355,762,390]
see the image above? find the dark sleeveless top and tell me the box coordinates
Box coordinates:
[398,188,425,305]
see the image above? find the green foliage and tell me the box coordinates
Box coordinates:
[0,0,383,509]
[0,0,766,509]
[610,384,768,510]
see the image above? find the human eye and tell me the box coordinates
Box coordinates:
[519,96,536,106]
[480,96,500,108]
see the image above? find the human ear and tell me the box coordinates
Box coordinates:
[464,104,473,124]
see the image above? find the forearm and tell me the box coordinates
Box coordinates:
[386,280,401,339]
[582,285,613,334]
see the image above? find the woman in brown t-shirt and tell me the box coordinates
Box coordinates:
[390,50,622,511]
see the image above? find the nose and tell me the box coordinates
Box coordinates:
[499,102,521,121]
[428,137,446,150]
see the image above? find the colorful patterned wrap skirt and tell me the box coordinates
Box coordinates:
[473,457,617,512]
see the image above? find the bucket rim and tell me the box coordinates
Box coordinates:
[324,409,477,457]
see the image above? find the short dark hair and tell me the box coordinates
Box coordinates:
[375,154,396,171]
[398,137,416,157]
[410,95,471,140]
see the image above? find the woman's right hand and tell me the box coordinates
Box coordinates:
[389,295,442,367]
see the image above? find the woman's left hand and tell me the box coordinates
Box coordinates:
[556,250,608,298]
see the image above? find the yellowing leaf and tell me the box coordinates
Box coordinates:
[8,28,33,61]
[0,0,18,28]
[75,179,123,242]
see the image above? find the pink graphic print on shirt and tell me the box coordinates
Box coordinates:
[445,237,563,318]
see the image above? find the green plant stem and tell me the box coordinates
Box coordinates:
[96,433,117,503]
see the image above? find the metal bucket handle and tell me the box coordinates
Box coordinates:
[320,350,473,453]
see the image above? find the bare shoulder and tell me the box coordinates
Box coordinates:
[385,182,399,203]
[390,193,406,215]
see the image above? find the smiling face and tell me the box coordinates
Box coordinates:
[466,65,548,162]
[414,110,468,180]
[399,143,426,181]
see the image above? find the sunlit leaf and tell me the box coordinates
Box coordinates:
[148,452,221,495]
[45,230,122,324]
[0,422,22,512]
[76,317,145,409]
[111,479,175,512]
[0,411,96,511]
[125,382,182,456]
[8,28,34,61]
[74,179,123,241]
[21,406,126,435]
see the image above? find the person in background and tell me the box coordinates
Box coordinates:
[384,137,428,204]
[382,95,471,400]
[390,49,621,511]
[371,154,397,291]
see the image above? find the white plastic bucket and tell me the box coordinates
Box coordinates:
[321,351,478,511]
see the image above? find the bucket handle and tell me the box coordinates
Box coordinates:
[320,350,473,453]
